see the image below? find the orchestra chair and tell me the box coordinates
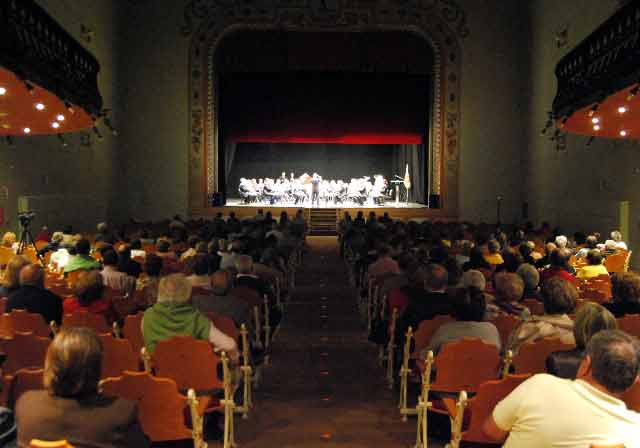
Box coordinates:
[441,374,530,446]
[100,371,208,447]
[622,379,640,412]
[29,440,74,448]
[61,310,112,335]
[616,314,640,338]
[493,313,521,347]
[98,334,139,379]
[7,368,44,409]
[508,338,576,374]
[604,250,632,273]
[0,309,54,338]
[1,332,50,406]
[521,299,545,316]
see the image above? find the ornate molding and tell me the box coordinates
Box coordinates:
[187,0,464,214]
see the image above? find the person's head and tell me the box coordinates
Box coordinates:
[235,254,254,275]
[51,231,64,244]
[611,272,640,304]
[101,249,119,267]
[1,232,16,247]
[549,248,571,269]
[461,269,486,291]
[453,288,486,322]
[573,302,618,350]
[75,239,91,256]
[586,249,604,266]
[144,253,163,277]
[585,235,598,249]
[73,270,104,307]
[211,270,232,295]
[541,277,577,315]
[554,235,568,249]
[3,255,30,289]
[611,230,623,243]
[44,327,103,398]
[157,273,192,305]
[186,254,209,276]
[516,263,540,291]
[494,272,524,303]
[425,264,448,292]
[96,222,108,233]
[187,235,200,249]
[577,330,640,395]
[487,239,500,254]
[156,239,171,253]
[19,263,45,289]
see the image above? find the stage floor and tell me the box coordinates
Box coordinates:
[225,198,428,209]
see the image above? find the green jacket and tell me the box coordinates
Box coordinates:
[142,302,211,353]
[64,255,101,273]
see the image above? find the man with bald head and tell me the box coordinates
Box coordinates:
[7,264,63,324]
[192,270,252,331]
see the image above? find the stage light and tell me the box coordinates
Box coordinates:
[620,130,628,137]
[591,117,600,124]
[64,101,75,114]
[0,87,6,96]
[35,103,45,111]
[92,125,103,141]
[56,114,65,122]
[588,104,599,117]
[51,122,60,129]
[618,106,628,114]
[627,85,640,101]
[593,125,601,131]
[586,136,595,147]
[23,127,31,134]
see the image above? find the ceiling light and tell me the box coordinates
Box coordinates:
[35,103,45,111]
[56,114,65,122]
[51,122,60,129]
[591,117,600,124]
[618,106,627,114]
[0,87,6,96]
[620,130,628,137]
[593,125,601,131]
[23,127,31,134]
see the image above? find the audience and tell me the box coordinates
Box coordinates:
[63,239,101,274]
[516,263,541,301]
[540,248,578,286]
[100,249,136,296]
[483,239,504,266]
[576,249,609,279]
[7,264,63,324]
[0,255,30,297]
[192,270,252,331]
[185,254,211,288]
[488,272,530,320]
[15,327,150,447]
[64,270,118,324]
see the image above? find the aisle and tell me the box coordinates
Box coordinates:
[236,236,427,447]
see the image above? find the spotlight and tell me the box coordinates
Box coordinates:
[92,126,103,141]
[618,106,628,114]
[35,103,45,111]
[56,114,65,122]
[23,127,31,134]
[591,117,600,124]
[57,134,68,148]
[586,136,595,147]
[51,122,60,129]
[0,87,6,96]
[627,85,640,101]
[64,101,75,114]
[103,117,118,136]
[588,104,599,117]
[620,130,628,137]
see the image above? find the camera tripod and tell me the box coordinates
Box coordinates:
[16,220,44,264]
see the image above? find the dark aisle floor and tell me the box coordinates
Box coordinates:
[236,236,440,447]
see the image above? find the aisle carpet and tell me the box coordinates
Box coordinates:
[235,236,446,447]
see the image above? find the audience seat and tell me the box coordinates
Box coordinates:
[29,440,74,448]
[0,309,53,338]
[1,332,50,406]
[0,297,6,315]
[510,338,575,374]
[0,246,14,268]
[7,368,44,409]
[521,299,545,316]
[616,314,640,338]
[98,334,139,379]
[622,379,640,412]
[494,313,521,346]
[604,250,631,273]
[62,310,112,335]
[121,312,145,358]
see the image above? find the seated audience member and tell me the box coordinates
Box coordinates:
[576,249,609,279]
[1,231,17,252]
[179,235,201,260]
[95,222,116,245]
[37,231,64,256]
[463,247,492,277]
[135,254,163,307]
[64,239,101,274]
[539,248,578,286]
[192,270,251,330]
[185,254,211,288]
[367,245,400,279]
[605,272,640,317]
[516,263,541,301]
[60,225,74,246]
[100,249,136,295]
[575,234,598,258]
[219,240,241,270]
[395,264,452,344]
[546,302,617,379]
[425,287,501,355]
[483,330,640,447]
[388,264,426,317]
[461,269,487,292]
[235,254,269,298]
[7,264,63,324]
[554,234,568,249]
[488,273,530,320]
[506,277,577,353]
[64,270,118,324]
[117,245,142,278]
[0,255,30,297]
[483,239,504,267]
[129,239,146,260]
[601,239,619,256]
[34,225,50,242]
[15,327,150,447]
[154,239,177,260]
[609,229,628,250]
[142,273,237,358]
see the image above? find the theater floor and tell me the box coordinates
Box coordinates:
[233,236,446,447]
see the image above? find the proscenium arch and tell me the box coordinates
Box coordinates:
[186,1,464,217]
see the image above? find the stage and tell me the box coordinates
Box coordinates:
[225,198,428,209]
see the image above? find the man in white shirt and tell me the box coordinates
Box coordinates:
[483,330,640,447]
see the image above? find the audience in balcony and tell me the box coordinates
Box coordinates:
[0,255,30,297]
[6,263,62,324]
[546,302,617,379]
[506,277,576,353]
[604,272,640,317]
[576,249,609,279]
[63,239,101,274]
[15,327,150,447]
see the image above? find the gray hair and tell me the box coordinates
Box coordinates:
[611,230,623,242]
[555,235,568,249]
[516,263,540,290]
[235,254,254,275]
[462,269,486,291]
[51,232,64,244]
[157,273,192,305]
[586,330,640,394]
[96,222,108,233]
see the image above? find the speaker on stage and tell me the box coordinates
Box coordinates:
[209,192,224,206]
[428,194,440,209]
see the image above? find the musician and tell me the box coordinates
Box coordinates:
[311,173,321,207]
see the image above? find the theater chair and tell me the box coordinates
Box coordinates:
[100,371,208,448]
[61,310,112,335]
[98,334,139,379]
[604,250,632,273]
[1,332,50,406]
[493,313,520,347]
[29,440,74,448]
[507,337,576,374]
[441,374,531,447]
[622,379,640,412]
[616,314,640,338]
[7,368,44,409]
[120,312,145,359]
[521,298,545,316]
[0,309,54,338]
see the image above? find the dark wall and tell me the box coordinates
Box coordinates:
[226,143,394,196]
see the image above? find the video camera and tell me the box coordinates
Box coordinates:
[17,211,36,228]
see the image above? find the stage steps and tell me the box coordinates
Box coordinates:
[308,208,337,235]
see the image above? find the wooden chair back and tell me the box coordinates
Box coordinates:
[29,441,74,448]
[494,313,521,346]
[412,315,454,357]
[580,275,612,302]
[431,338,501,393]
[98,334,139,379]
[521,299,545,316]
[154,335,224,393]
[8,368,44,409]
[604,250,631,273]
[100,371,192,442]
[621,379,640,412]
[231,286,263,307]
[0,246,14,268]
[512,337,576,374]
[62,310,111,335]
[616,314,640,338]
[4,309,52,337]
[122,312,145,357]
[205,312,239,341]
[2,332,50,375]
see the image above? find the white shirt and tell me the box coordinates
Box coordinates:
[494,374,640,448]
